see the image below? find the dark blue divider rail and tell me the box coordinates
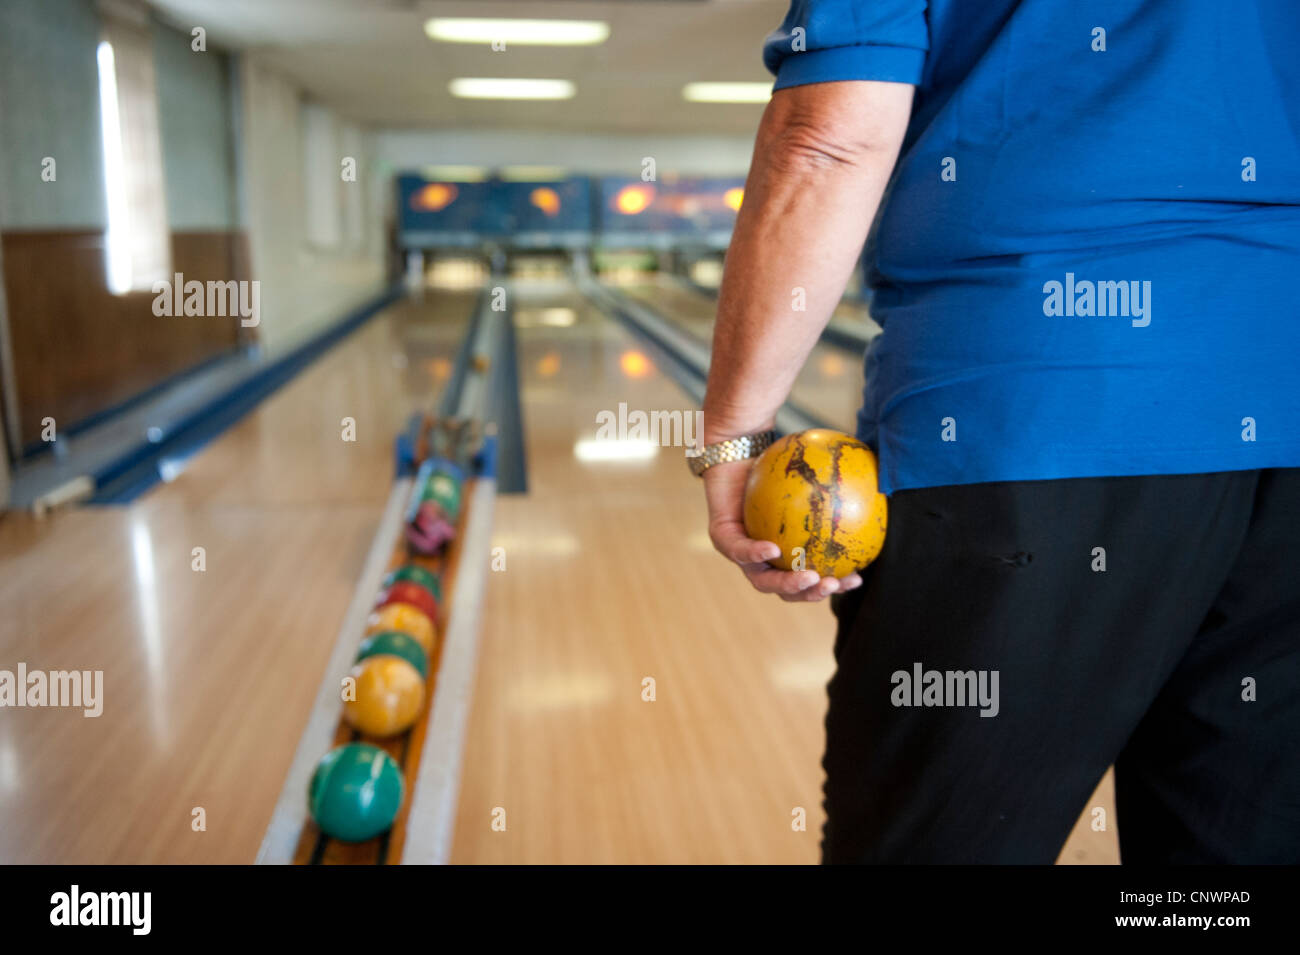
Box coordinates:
[586,282,831,437]
[436,291,485,424]
[818,324,871,356]
[488,295,528,494]
[91,285,405,504]
[587,288,707,410]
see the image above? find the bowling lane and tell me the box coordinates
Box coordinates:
[613,274,867,432]
[0,286,476,863]
[456,276,1118,865]
[451,279,839,863]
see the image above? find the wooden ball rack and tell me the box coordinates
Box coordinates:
[257,415,496,865]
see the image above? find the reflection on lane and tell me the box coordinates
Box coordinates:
[508,279,695,489]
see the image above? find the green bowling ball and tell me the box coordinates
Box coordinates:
[308,743,404,843]
[421,469,461,519]
[356,631,429,679]
[382,564,443,605]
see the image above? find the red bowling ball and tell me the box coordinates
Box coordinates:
[376,580,439,621]
[405,500,456,555]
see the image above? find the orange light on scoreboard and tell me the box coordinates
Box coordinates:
[613,184,655,215]
[530,187,561,217]
[818,352,845,378]
[411,182,459,212]
[672,195,700,217]
[723,187,744,212]
[619,349,652,378]
[537,351,561,377]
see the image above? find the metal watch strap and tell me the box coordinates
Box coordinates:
[686,431,776,477]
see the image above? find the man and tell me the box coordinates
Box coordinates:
[697,0,1300,863]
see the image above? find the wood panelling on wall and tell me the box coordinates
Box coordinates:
[1,229,249,448]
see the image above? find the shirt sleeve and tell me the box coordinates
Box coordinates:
[763,0,929,90]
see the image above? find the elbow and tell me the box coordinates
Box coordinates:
[755,84,912,176]
[766,115,880,172]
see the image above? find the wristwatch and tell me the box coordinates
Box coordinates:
[686,430,776,477]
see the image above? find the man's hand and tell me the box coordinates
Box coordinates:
[704,458,863,602]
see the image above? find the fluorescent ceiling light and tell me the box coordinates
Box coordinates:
[425,18,610,47]
[450,78,575,101]
[682,82,772,104]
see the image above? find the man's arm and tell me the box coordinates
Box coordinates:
[705,79,912,442]
[703,79,913,600]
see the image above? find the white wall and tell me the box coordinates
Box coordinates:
[0,0,106,229]
[339,122,367,255]
[0,1,238,234]
[237,56,384,353]
[153,17,236,231]
[301,101,342,249]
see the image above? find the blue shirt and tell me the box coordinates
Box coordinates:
[764,1,1300,494]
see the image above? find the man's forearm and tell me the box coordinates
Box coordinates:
[703,80,914,443]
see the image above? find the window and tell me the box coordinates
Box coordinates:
[96,14,170,294]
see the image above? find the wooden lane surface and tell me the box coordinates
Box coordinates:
[0,289,475,863]
[449,279,1119,864]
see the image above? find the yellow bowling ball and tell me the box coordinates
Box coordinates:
[743,428,887,578]
[365,602,435,655]
[343,655,425,738]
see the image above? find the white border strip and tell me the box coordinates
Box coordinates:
[400,476,496,864]
[255,477,415,864]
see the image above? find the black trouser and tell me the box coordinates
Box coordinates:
[823,469,1300,864]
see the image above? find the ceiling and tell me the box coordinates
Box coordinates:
[144,0,787,134]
